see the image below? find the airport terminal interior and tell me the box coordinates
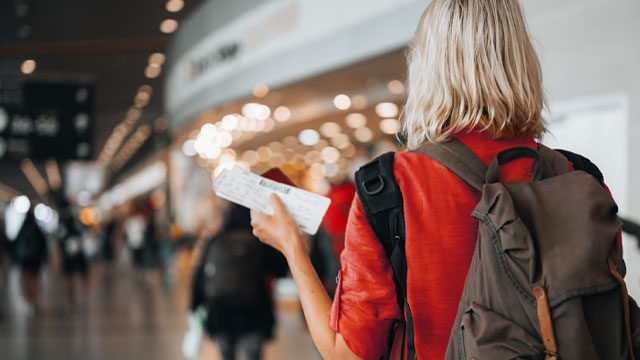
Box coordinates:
[0,0,639,359]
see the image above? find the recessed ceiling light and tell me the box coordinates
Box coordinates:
[160,19,179,34]
[148,53,165,65]
[333,94,351,110]
[166,0,184,13]
[145,65,161,78]
[21,59,36,74]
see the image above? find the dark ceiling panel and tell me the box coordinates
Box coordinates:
[0,0,204,200]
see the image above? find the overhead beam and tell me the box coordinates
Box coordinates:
[0,37,170,57]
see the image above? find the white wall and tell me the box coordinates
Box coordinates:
[523,0,640,296]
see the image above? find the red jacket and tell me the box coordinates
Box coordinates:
[329,131,541,359]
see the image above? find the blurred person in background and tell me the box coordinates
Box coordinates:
[0,212,8,287]
[14,209,48,313]
[186,203,287,360]
[309,182,355,298]
[249,0,577,359]
[100,217,117,269]
[124,212,147,274]
[57,205,89,310]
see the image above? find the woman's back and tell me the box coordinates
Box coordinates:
[334,131,537,358]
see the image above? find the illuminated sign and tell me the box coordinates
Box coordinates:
[0,80,94,161]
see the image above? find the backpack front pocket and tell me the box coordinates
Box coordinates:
[459,302,544,360]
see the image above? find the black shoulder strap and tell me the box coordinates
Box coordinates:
[555,149,605,186]
[354,152,415,360]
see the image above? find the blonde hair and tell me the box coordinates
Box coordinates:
[401,0,546,148]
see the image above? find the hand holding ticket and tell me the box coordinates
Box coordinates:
[212,166,331,235]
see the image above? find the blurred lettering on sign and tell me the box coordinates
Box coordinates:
[0,79,94,161]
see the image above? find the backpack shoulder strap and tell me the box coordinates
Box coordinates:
[553,148,605,185]
[413,138,487,191]
[354,152,415,360]
[354,152,404,258]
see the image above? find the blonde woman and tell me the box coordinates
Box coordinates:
[252,0,548,359]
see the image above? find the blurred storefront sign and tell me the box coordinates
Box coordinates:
[98,162,167,213]
[0,78,94,161]
[166,0,426,128]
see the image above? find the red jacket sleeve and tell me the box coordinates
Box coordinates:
[329,196,403,360]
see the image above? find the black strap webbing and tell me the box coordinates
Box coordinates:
[556,149,605,186]
[355,152,413,360]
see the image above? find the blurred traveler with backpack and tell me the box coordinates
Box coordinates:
[186,203,287,360]
[14,209,48,312]
[57,205,89,310]
[249,0,640,359]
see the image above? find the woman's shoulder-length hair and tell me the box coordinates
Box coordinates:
[401,0,547,148]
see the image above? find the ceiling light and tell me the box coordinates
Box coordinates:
[149,53,165,65]
[375,102,399,118]
[354,127,373,142]
[145,65,161,78]
[274,106,291,122]
[138,84,153,94]
[333,94,351,110]
[352,95,368,110]
[321,147,340,163]
[323,162,340,177]
[330,134,351,149]
[200,123,217,138]
[305,151,321,165]
[221,115,239,131]
[262,118,275,132]
[34,203,52,222]
[11,195,30,214]
[253,83,269,98]
[256,146,272,162]
[380,118,400,135]
[204,144,221,160]
[346,113,367,128]
[283,136,298,148]
[242,103,271,121]
[343,144,357,158]
[126,107,142,121]
[182,140,197,156]
[134,96,149,108]
[267,141,283,152]
[299,129,320,146]
[319,122,341,138]
[21,59,36,74]
[154,116,168,132]
[165,0,184,13]
[309,164,324,180]
[242,150,258,166]
[160,19,179,34]
[387,80,405,94]
[215,131,233,148]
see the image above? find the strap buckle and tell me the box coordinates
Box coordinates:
[362,175,385,195]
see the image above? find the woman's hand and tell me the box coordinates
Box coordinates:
[250,194,301,258]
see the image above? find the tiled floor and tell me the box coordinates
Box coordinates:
[0,257,318,360]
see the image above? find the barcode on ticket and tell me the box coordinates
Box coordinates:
[258,179,291,194]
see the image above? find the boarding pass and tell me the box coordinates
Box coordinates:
[213,166,331,235]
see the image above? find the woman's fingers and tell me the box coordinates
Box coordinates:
[269,193,287,216]
[250,194,300,257]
